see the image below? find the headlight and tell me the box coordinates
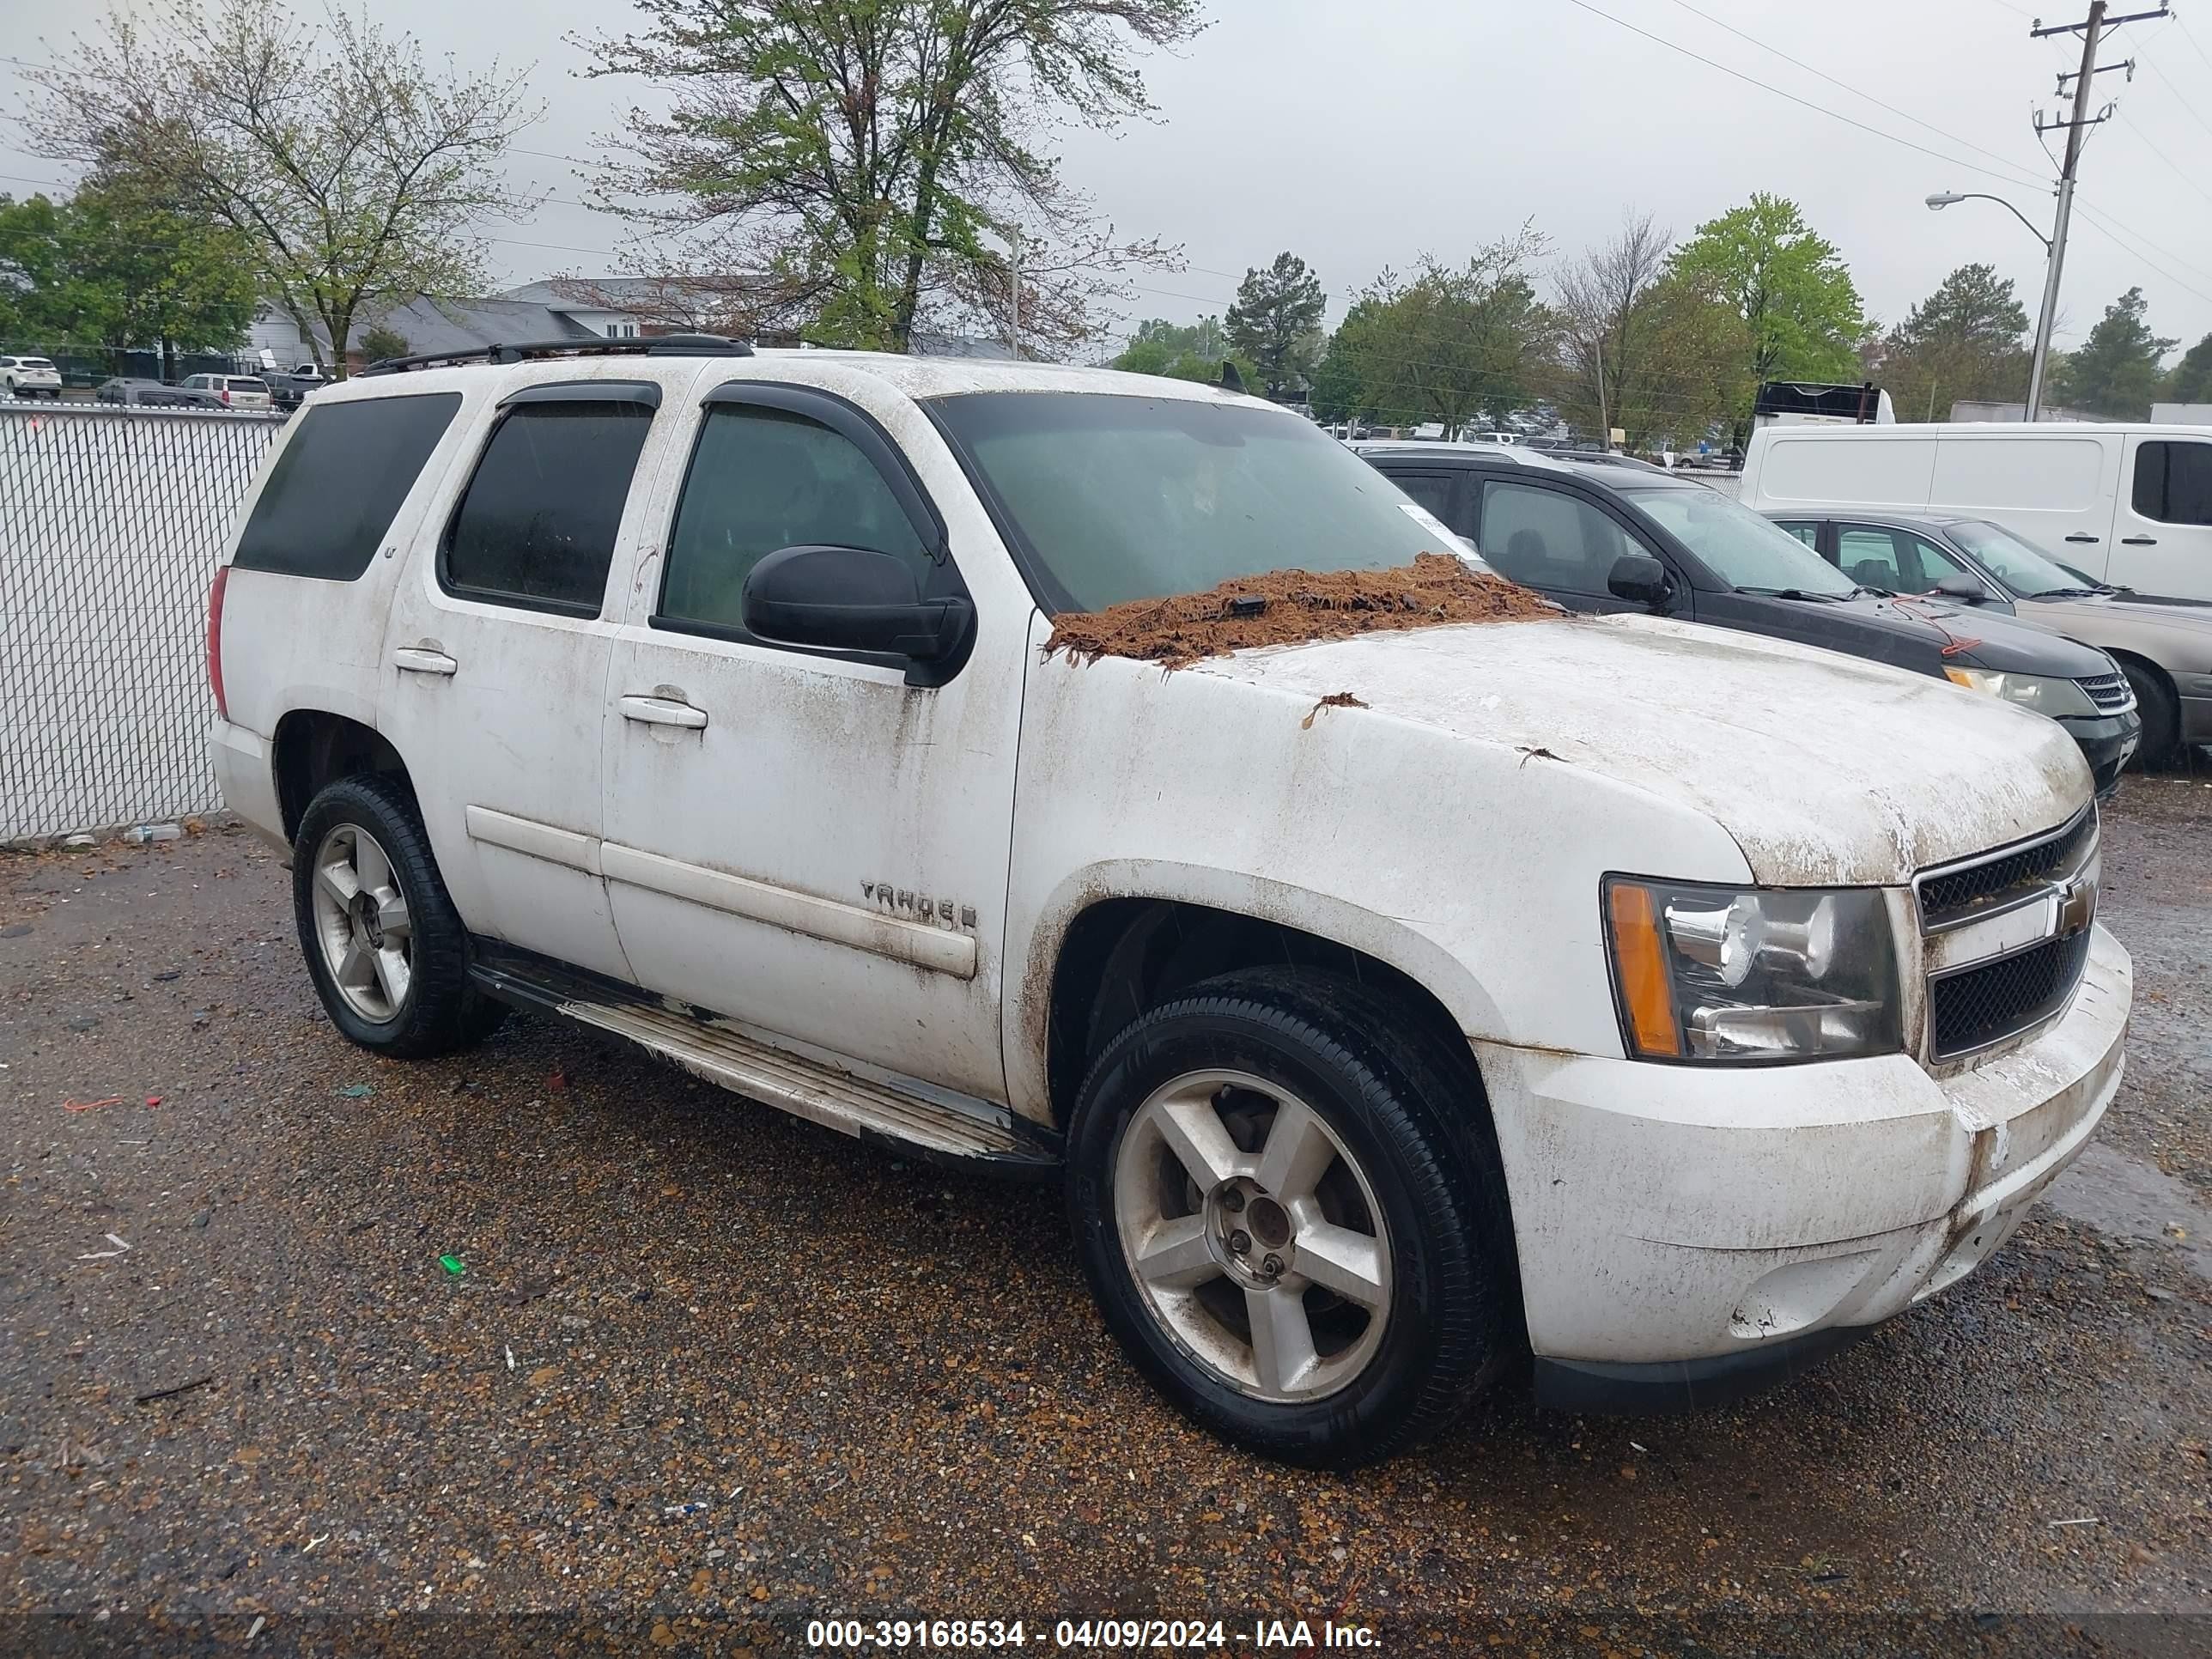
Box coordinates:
[1603,878,1902,1062]
[1943,666,2100,719]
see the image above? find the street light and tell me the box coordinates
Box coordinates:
[1924,189,2063,420]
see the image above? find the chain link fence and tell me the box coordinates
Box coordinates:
[1,404,282,842]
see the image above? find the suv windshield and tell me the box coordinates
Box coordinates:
[1621,484,1858,597]
[1943,519,2099,598]
[927,391,1483,611]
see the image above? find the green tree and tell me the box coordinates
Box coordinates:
[582,0,1201,356]
[1224,252,1326,399]
[1110,315,1259,389]
[0,194,77,343]
[1667,193,1866,434]
[1305,315,1375,424]
[2051,287,2176,418]
[1337,231,1553,436]
[0,181,253,370]
[63,175,258,374]
[359,323,412,364]
[27,0,540,377]
[1878,263,2029,422]
[2166,331,2212,404]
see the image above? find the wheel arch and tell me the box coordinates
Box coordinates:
[272,708,413,843]
[1017,862,1507,1134]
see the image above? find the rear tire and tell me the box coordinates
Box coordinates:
[2118,660,2179,770]
[1066,969,1515,1468]
[292,773,505,1058]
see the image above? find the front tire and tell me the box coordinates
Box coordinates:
[292,774,504,1058]
[1066,969,1515,1468]
[2118,660,2180,770]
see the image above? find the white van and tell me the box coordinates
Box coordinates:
[1740,422,2212,602]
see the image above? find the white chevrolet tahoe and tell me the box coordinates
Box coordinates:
[206,337,2130,1467]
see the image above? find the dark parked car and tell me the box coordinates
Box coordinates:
[1765,510,2212,767]
[96,377,223,409]
[1357,442,2142,795]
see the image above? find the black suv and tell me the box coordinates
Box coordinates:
[1357,444,2142,795]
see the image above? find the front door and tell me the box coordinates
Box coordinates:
[1472,477,1674,616]
[380,380,673,981]
[599,382,1028,1103]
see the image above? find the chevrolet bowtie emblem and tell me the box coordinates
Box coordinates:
[2057,872,2098,938]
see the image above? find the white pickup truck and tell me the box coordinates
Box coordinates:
[206,339,2129,1466]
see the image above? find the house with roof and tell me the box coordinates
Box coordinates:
[246,292,633,372]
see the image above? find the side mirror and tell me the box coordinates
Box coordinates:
[1607,551,1672,608]
[741,544,974,679]
[1931,573,1990,605]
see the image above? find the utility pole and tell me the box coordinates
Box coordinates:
[2024,3,2163,418]
[1006,228,1024,359]
[1594,333,1609,452]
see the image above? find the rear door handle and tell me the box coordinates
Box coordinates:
[618,694,708,730]
[2121,535,2158,545]
[2063,533,2100,544]
[392,647,458,676]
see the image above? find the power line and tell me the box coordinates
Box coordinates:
[2140,55,2212,138]
[2113,108,2212,210]
[1557,0,2049,191]
[1656,0,2046,185]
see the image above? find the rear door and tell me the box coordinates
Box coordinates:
[2113,433,2212,599]
[379,376,685,981]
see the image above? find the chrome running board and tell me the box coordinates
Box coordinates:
[469,945,1060,1176]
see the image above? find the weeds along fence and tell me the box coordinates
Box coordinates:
[1,403,282,842]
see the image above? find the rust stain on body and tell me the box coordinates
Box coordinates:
[1045,554,1559,671]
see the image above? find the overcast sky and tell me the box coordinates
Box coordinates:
[5,0,2210,359]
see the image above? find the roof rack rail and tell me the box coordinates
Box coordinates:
[359,332,754,377]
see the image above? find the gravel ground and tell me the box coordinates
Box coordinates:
[3,788,2209,1658]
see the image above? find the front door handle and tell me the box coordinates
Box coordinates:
[2064,532,2100,544]
[392,647,458,676]
[2121,535,2158,545]
[618,694,708,730]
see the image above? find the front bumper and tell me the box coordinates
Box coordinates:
[2057,708,2141,795]
[1476,923,2130,1380]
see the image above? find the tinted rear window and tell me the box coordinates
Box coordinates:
[441,402,653,613]
[233,393,461,580]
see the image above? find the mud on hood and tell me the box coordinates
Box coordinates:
[1194,612,2092,886]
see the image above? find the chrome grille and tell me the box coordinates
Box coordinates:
[1916,808,2099,1060]
[1917,808,2095,925]
[2075,671,2134,713]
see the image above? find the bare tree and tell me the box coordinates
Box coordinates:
[580,0,1202,356]
[1553,214,1672,441]
[23,2,542,377]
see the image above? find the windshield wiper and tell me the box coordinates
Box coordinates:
[2027,586,2101,599]
[1738,586,1844,602]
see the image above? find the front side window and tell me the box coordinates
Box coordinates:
[443,401,653,612]
[926,392,1474,612]
[1834,525,1975,593]
[234,392,462,580]
[2132,441,2212,526]
[1478,480,1645,597]
[1774,520,1821,550]
[1386,471,1462,526]
[659,404,933,634]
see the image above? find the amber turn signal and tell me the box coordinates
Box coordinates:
[1607,881,1682,1058]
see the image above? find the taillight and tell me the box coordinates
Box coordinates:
[207,566,229,719]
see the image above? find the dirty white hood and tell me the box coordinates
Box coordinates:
[1194,612,2091,885]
